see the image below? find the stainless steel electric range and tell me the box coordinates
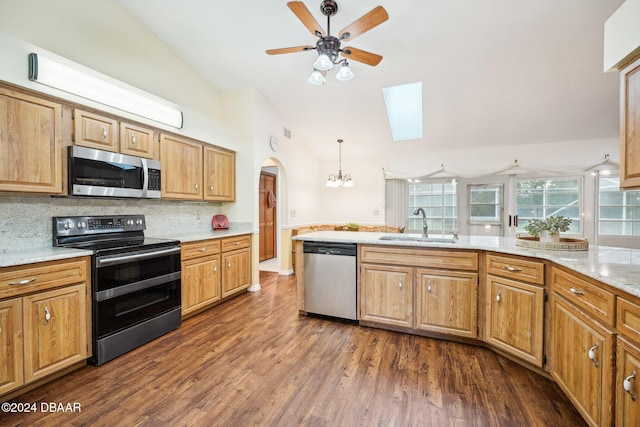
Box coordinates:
[53,214,181,365]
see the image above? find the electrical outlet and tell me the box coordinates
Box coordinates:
[373,209,380,216]
[195,209,201,220]
[290,210,296,218]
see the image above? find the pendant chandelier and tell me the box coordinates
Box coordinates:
[326,139,353,187]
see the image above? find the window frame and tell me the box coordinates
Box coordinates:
[407,178,458,235]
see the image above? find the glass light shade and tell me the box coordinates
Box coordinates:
[313,54,334,71]
[335,63,354,81]
[343,176,354,187]
[308,70,325,86]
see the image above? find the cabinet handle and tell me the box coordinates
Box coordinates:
[102,127,108,140]
[398,279,403,289]
[234,242,240,245]
[496,290,502,303]
[427,279,431,294]
[9,278,36,286]
[44,306,51,325]
[131,133,136,145]
[504,266,522,272]
[198,248,207,252]
[227,261,231,268]
[213,266,217,273]
[209,184,214,191]
[570,287,585,296]
[624,371,637,401]
[588,343,599,367]
[195,183,199,190]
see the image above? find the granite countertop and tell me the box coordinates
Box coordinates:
[0,225,254,268]
[293,231,640,298]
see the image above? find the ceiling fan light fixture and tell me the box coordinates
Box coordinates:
[308,69,325,85]
[314,53,334,71]
[335,62,354,81]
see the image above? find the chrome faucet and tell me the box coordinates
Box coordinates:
[413,207,428,237]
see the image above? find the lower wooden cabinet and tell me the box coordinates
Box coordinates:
[360,264,413,328]
[0,257,90,398]
[551,295,614,427]
[182,254,221,316]
[617,337,640,426]
[485,274,545,367]
[222,247,251,298]
[415,268,477,338]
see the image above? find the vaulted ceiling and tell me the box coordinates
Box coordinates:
[119,0,624,160]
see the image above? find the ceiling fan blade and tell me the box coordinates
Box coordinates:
[266,45,315,55]
[338,6,389,42]
[287,1,326,37]
[341,47,383,66]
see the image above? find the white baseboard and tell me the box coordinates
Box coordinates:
[247,283,261,292]
[279,269,294,276]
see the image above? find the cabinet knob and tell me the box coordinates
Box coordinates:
[131,133,136,145]
[588,343,599,367]
[227,261,231,268]
[102,127,108,140]
[209,184,213,191]
[569,287,585,296]
[44,306,51,325]
[624,371,637,401]
[213,266,217,273]
[195,183,199,190]
[427,279,432,294]
[496,290,502,303]
[398,279,403,289]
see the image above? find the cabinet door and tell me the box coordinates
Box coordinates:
[360,264,413,328]
[160,134,203,200]
[620,55,640,189]
[23,284,87,383]
[617,337,640,427]
[73,109,119,152]
[120,122,154,159]
[0,298,23,395]
[486,274,544,367]
[0,88,62,193]
[416,269,477,338]
[204,146,235,201]
[222,248,251,298]
[182,256,221,316]
[551,295,614,427]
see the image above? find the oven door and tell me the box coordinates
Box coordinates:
[68,145,161,198]
[93,246,181,339]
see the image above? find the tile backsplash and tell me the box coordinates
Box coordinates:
[0,195,235,252]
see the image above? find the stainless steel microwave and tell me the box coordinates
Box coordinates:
[68,146,161,199]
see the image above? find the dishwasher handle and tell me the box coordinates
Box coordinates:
[303,242,357,256]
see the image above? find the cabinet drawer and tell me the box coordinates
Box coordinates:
[221,235,251,252]
[551,266,615,327]
[618,296,640,345]
[0,258,88,299]
[360,245,478,271]
[181,240,221,261]
[486,253,544,285]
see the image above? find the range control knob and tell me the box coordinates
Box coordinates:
[136,219,143,225]
[63,221,74,230]
[77,221,87,229]
[127,219,134,226]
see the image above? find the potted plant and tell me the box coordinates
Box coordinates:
[345,222,360,232]
[523,215,572,243]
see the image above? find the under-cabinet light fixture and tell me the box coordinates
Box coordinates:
[28,53,183,128]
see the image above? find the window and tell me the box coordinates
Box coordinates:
[408,180,457,234]
[516,178,582,234]
[598,176,640,236]
[469,185,502,222]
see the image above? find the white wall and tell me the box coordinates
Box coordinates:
[604,0,640,70]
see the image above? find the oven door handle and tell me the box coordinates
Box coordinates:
[96,246,181,268]
[95,272,182,301]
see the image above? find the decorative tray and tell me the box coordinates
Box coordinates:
[515,235,589,251]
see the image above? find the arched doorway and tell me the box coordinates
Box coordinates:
[259,158,279,272]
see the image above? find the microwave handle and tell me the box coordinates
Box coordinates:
[141,158,149,196]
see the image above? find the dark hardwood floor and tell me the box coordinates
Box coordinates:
[2,271,586,426]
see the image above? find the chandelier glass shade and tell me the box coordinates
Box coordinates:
[326,139,354,187]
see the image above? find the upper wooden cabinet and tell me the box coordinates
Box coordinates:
[74,109,155,159]
[160,133,203,200]
[204,145,235,202]
[73,109,119,152]
[620,54,640,189]
[0,87,62,194]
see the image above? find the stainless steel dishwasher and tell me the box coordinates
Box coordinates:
[303,241,357,320]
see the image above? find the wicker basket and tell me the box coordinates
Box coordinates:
[515,235,589,251]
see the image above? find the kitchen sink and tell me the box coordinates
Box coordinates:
[379,235,457,243]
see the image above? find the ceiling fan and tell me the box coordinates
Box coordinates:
[266,1,389,84]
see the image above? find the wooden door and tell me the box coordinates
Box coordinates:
[222,248,251,298]
[259,171,277,261]
[415,269,478,338]
[0,87,62,193]
[120,122,154,159]
[360,264,413,328]
[204,146,235,201]
[617,337,640,426]
[551,295,614,427]
[485,274,544,367]
[620,54,640,189]
[73,109,119,152]
[0,298,23,395]
[23,284,87,382]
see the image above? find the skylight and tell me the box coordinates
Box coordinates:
[382,82,423,141]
